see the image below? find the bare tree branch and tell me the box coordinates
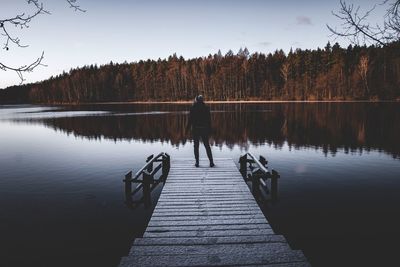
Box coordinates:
[0,0,85,84]
[1,1,49,50]
[0,51,46,84]
[66,0,86,12]
[384,0,400,41]
[327,0,400,46]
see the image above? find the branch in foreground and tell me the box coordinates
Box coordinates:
[0,0,85,83]
[66,0,86,12]
[0,52,46,84]
[0,1,49,50]
[327,0,400,46]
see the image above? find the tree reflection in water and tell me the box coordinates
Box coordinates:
[16,102,400,158]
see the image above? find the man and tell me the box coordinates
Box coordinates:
[187,95,215,167]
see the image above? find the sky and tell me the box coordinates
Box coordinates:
[0,0,386,88]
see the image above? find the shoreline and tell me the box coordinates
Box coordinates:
[48,99,400,105]
[2,100,400,106]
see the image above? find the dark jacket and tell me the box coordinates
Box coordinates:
[187,102,211,134]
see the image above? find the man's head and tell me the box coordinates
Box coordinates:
[195,95,204,103]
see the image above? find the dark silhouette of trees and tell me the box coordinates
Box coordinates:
[0,42,399,103]
[0,0,85,83]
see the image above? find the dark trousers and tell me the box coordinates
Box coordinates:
[193,132,213,163]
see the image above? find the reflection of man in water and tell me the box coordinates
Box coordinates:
[187,95,215,167]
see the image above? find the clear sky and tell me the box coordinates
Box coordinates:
[0,0,385,88]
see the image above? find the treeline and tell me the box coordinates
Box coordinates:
[1,42,400,103]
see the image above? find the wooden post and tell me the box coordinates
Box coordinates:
[271,169,280,201]
[162,154,170,181]
[146,154,154,173]
[251,169,263,196]
[143,171,153,207]
[124,171,132,196]
[143,171,153,192]
[239,154,247,173]
[252,174,260,196]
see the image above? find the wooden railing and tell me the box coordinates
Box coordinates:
[123,152,170,208]
[239,152,280,201]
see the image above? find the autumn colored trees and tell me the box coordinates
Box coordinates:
[0,41,399,104]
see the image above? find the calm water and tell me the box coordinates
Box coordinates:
[1,103,400,267]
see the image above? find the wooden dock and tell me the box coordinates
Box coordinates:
[119,158,309,266]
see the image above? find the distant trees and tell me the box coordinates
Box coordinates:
[0,42,399,104]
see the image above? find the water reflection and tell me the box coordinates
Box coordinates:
[7,102,400,158]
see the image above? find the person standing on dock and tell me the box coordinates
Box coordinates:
[187,95,215,167]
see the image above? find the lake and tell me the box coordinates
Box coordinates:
[1,102,399,267]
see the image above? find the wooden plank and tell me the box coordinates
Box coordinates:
[132,235,285,246]
[160,189,250,193]
[159,193,251,196]
[167,173,240,175]
[163,182,247,185]
[155,201,258,206]
[164,181,244,183]
[129,242,303,257]
[152,207,262,213]
[153,204,260,210]
[158,195,255,199]
[155,200,258,204]
[158,196,253,200]
[143,228,276,238]
[120,243,308,266]
[152,209,262,215]
[158,195,252,199]
[154,204,260,210]
[152,207,258,212]
[151,211,262,217]
[149,214,266,222]
[148,218,267,227]
[164,179,246,183]
[145,224,271,232]
[153,205,261,211]
[160,184,245,192]
[156,200,258,204]
[158,200,257,204]
[158,196,256,200]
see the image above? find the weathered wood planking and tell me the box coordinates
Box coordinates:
[119,158,309,267]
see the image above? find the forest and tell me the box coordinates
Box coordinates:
[1,41,399,103]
